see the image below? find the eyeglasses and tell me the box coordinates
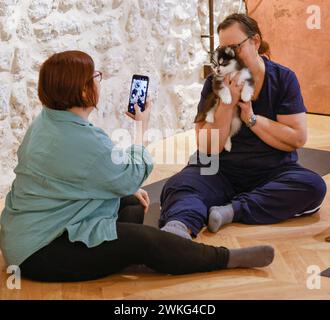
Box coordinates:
[229,36,251,52]
[217,36,252,53]
[91,71,102,82]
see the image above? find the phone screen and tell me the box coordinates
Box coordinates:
[128,75,149,114]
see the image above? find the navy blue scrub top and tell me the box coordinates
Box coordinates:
[190,56,307,177]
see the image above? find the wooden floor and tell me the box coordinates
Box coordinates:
[0,114,330,299]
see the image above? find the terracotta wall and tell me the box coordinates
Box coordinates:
[246,0,330,115]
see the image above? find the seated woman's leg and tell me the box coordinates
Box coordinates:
[119,194,141,209]
[230,164,327,225]
[117,195,144,224]
[19,224,274,282]
[159,166,236,238]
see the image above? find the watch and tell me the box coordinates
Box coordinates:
[246,114,257,128]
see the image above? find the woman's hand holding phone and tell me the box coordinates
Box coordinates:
[125,99,152,123]
[125,99,152,146]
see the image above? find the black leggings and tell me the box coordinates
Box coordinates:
[20,195,229,282]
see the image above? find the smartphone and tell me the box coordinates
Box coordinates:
[128,74,149,115]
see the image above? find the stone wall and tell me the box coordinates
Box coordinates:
[0,0,245,198]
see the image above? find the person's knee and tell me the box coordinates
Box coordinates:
[118,204,145,224]
[308,174,327,203]
[120,195,140,207]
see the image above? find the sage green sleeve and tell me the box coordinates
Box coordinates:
[85,143,154,199]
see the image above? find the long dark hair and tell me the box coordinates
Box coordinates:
[217,13,271,59]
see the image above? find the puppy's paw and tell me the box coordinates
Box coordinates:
[224,138,232,152]
[241,91,253,102]
[205,112,214,123]
[241,85,254,102]
[220,91,232,105]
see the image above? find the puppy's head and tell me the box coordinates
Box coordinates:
[211,46,238,76]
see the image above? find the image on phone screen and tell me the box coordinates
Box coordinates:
[128,75,149,115]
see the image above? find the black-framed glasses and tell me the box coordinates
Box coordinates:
[229,36,251,52]
[92,71,102,82]
[216,36,252,53]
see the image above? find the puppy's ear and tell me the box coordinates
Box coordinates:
[225,47,235,57]
[210,51,218,73]
[212,50,218,63]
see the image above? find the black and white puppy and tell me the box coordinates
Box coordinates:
[194,46,255,152]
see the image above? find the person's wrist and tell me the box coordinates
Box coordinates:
[241,108,253,123]
[142,119,149,131]
[214,103,234,125]
[245,113,257,128]
[220,100,236,108]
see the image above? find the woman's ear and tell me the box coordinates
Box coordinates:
[82,87,91,106]
[252,34,261,52]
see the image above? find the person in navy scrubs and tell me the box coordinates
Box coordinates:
[159,14,327,240]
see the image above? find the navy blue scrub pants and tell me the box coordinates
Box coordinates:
[159,163,327,237]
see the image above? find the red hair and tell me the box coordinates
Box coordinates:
[38,50,98,110]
